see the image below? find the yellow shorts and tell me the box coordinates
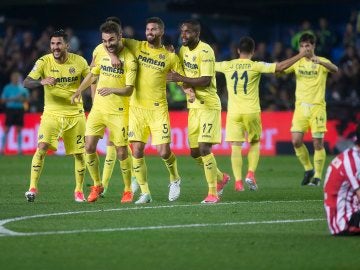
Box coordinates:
[37,113,86,155]
[128,106,171,145]
[225,112,261,143]
[86,110,129,147]
[188,108,221,148]
[291,103,327,135]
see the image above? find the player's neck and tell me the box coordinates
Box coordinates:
[148,41,162,49]
[188,40,200,51]
[55,52,68,64]
[239,53,251,59]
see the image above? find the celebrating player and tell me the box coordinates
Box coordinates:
[23,29,90,202]
[119,17,184,204]
[284,33,338,186]
[167,19,230,203]
[72,21,137,203]
[215,36,310,191]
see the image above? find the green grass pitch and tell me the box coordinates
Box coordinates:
[0,154,359,270]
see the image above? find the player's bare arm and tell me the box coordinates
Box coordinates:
[167,71,211,87]
[275,49,311,72]
[182,86,195,103]
[71,73,98,104]
[311,56,338,73]
[97,85,134,97]
[23,76,56,89]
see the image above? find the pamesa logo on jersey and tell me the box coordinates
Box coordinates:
[138,55,165,67]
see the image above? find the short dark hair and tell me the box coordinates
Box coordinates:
[146,17,165,30]
[238,36,255,54]
[50,29,68,42]
[100,21,121,36]
[182,19,201,33]
[105,16,121,27]
[299,32,316,45]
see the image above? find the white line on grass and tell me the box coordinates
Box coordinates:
[0,199,323,237]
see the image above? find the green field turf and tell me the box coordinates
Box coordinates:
[0,154,359,270]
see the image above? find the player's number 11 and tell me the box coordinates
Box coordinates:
[231,70,248,94]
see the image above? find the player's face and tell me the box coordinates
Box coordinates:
[145,23,163,45]
[102,32,121,53]
[180,23,198,47]
[50,37,68,60]
[299,41,315,57]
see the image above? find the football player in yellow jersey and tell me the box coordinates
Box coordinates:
[72,21,137,203]
[23,29,90,203]
[215,36,310,192]
[284,33,338,186]
[167,19,230,203]
[90,17,139,198]
[116,17,184,204]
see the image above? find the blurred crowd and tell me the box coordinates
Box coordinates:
[0,12,359,133]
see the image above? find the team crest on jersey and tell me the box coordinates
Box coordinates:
[159,54,165,60]
[69,67,76,74]
[192,56,196,62]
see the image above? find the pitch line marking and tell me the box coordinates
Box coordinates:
[0,199,323,237]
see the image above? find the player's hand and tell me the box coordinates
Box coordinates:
[311,56,320,64]
[167,71,181,82]
[71,91,82,104]
[109,54,123,68]
[41,77,56,86]
[183,87,195,103]
[97,88,113,96]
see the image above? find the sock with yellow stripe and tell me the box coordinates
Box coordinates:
[248,141,260,173]
[202,153,218,196]
[294,144,313,171]
[231,145,243,180]
[74,153,85,192]
[314,148,326,179]
[120,156,132,192]
[132,157,150,194]
[29,148,47,190]
[86,152,101,186]
[101,146,116,188]
[195,155,223,182]
[163,152,180,182]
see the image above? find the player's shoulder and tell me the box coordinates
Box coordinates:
[93,43,105,55]
[198,41,214,53]
[68,53,88,64]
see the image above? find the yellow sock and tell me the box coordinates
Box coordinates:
[248,141,260,173]
[30,148,47,189]
[314,148,326,179]
[127,145,136,179]
[74,153,85,192]
[195,155,222,182]
[294,144,313,171]
[86,152,101,186]
[231,145,243,180]
[132,157,150,194]
[163,152,180,182]
[101,146,116,188]
[202,153,218,196]
[120,156,132,192]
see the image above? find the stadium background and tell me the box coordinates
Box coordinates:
[0,0,359,155]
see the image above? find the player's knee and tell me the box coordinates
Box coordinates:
[85,143,96,154]
[292,138,302,148]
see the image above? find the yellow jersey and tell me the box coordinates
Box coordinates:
[179,41,221,110]
[28,53,90,116]
[91,46,137,114]
[215,59,276,114]
[284,57,331,106]
[123,38,184,110]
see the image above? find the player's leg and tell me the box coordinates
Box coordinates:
[127,145,139,193]
[129,107,152,204]
[1,126,9,154]
[226,113,245,191]
[291,107,314,185]
[101,142,116,196]
[25,114,59,202]
[84,111,105,202]
[62,114,87,202]
[309,106,327,186]
[116,145,133,203]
